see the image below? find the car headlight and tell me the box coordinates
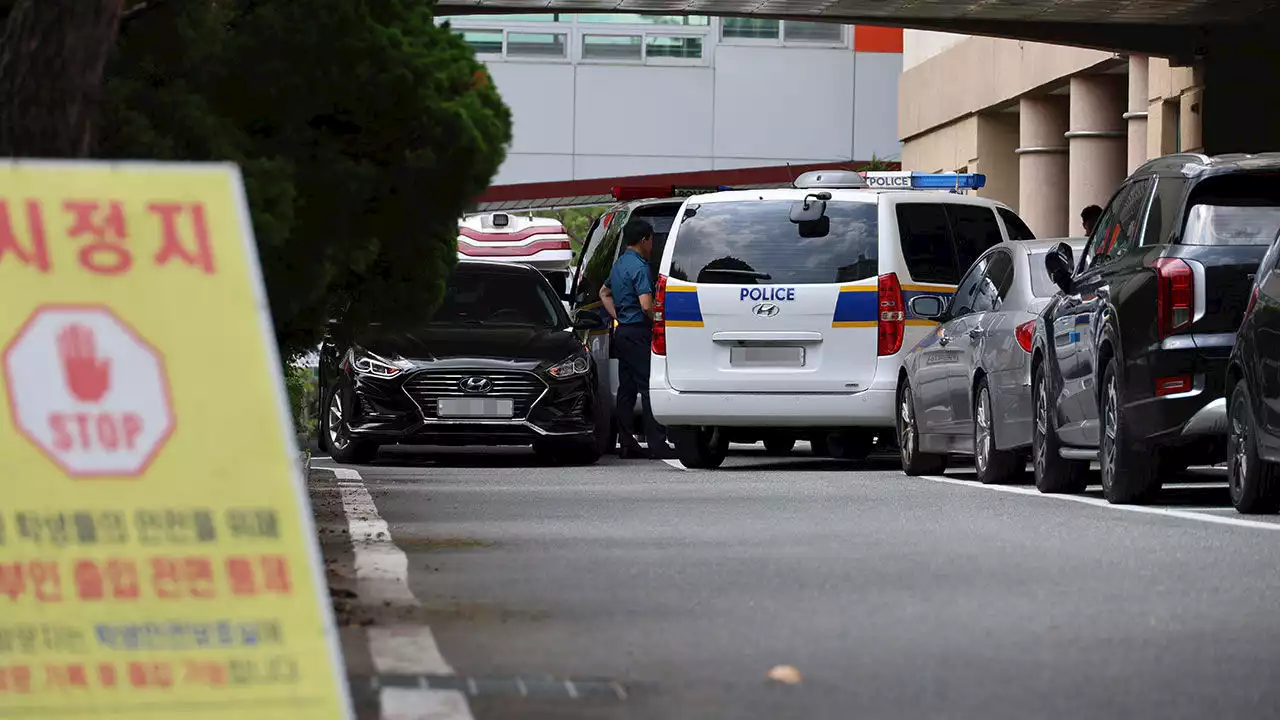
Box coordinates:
[546,353,591,380]
[349,349,414,379]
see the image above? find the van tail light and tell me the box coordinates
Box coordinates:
[652,274,667,356]
[1246,284,1260,315]
[1015,319,1035,353]
[877,272,905,356]
[1154,258,1194,338]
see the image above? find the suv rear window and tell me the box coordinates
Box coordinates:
[1183,204,1280,246]
[668,200,878,285]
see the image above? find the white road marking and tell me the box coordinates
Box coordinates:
[338,473,418,607]
[922,474,1280,531]
[327,467,474,720]
[380,687,472,720]
[367,626,454,676]
[663,459,687,471]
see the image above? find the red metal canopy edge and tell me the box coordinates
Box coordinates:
[472,160,901,212]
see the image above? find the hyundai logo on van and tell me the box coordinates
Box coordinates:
[752,303,780,318]
[740,287,796,301]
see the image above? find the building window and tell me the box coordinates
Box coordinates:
[721,17,780,39]
[469,13,565,22]
[507,32,567,57]
[578,13,708,25]
[645,35,703,59]
[458,29,503,55]
[782,21,843,43]
[582,34,643,60]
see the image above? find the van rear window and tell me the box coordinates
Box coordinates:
[667,200,878,285]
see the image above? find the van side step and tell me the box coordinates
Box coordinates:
[1059,447,1098,461]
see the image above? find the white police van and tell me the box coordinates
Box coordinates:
[648,170,1037,468]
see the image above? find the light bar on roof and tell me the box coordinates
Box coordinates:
[864,171,987,191]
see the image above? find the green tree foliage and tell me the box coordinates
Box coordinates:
[857,154,896,171]
[94,0,512,358]
[540,205,608,258]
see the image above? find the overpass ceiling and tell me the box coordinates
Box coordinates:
[439,0,1278,25]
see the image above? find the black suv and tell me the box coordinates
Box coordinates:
[1033,154,1280,503]
[318,260,607,464]
[1226,227,1280,513]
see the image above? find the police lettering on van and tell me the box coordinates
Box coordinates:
[648,170,1036,469]
[740,287,796,302]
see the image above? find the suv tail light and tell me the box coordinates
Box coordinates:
[652,274,667,355]
[1015,320,1035,353]
[877,272,905,356]
[1246,284,1260,315]
[1154,258,1194,338]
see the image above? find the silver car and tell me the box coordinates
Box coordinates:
[896,238,1087,483]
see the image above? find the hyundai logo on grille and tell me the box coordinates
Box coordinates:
[459,376,492,394]
[752,303,780,318]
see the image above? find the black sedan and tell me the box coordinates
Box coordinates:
[317,260,607,465]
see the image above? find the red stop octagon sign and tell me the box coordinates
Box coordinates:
[2,305,175,478]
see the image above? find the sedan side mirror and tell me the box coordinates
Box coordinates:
[1044,243,1075,293]
[909,295,946,320]
[573,311,606,331]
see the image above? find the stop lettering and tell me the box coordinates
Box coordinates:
[50,412,145,453]
[3,306,175,478]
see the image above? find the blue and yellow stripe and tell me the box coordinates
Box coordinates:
[831,282,956,328]
[663,283,704,327]
[832,286,879,328]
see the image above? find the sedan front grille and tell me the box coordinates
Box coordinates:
[403,371,546,420]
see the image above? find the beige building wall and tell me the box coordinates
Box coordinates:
[899,30,1205,234]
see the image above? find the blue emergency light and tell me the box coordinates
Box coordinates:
[909,172,986,190]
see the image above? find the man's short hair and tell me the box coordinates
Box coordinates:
[1081,205,1103,223]
[623,218,654,247]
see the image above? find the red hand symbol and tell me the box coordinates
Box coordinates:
[57,323,112,403]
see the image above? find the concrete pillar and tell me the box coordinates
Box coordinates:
[976,112,1020,210]
[1125,55,1150,172]
[1067,74,1127,236]
[1016,95,1069,237]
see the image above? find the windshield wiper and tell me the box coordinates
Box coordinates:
[704,269,772,280]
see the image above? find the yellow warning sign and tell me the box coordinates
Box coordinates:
[0,161,350,718]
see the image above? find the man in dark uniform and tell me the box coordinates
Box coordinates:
[1081,204,1103,236]
[599,219,673,459]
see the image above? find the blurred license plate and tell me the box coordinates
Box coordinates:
[730,346,805,367]
[437,398,514,418]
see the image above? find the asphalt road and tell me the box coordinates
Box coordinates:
[313,445,1280,720]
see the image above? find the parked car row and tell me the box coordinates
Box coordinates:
[318,171,1041,468]
[897,153,1280,515]
[318,153,1280,517]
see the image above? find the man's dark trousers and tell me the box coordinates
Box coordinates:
[613,323,665,451]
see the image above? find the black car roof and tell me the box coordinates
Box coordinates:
[455,259,542,276]
[1135,153,1280,180]
[614,197,686,212]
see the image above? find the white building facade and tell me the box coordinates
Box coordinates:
[440,14,906,186]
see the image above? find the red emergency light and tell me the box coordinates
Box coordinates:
[611,185,672,201]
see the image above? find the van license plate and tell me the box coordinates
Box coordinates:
[730,346,805,367]
[437,398,515,418]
